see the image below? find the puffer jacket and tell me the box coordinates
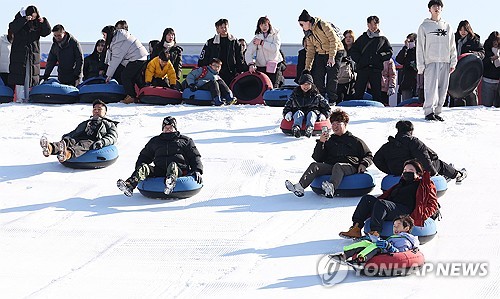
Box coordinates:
[0,34,11,73]
[381,59,397,92]
[62,117,118,146]
[105,29,148,79]
[185,65,221,87]
[350,30,393,71]
[151,43,183,80]
[305,17,344,70]
[43,32,84,84]
[144,56,176,85]
[245,27,283,67]
[312,131,373,168]
[282,87,330,117]
[379,171,438,227]
[135,131,203,177]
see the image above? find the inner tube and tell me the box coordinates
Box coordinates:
[61,145,119,169]
[230,71,272,105]
[138,86,182,105]
[30,78,79,104]
[137,176,203,199]
[0,84,13,103]
[78,76,126,103]
[448,53,483,99]
[363,217,437,245]
[182,89,213,106]
[362,249,425,276]
[310,173,376,197]
[381,175,447,197]
[337,100,385,107]
[263,86,294,107]
[397,97,422,107]
[280,119,331,136]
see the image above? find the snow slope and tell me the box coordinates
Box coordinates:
[1,102,499,298]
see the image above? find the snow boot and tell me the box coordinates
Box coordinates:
[455,168,467,184]
[164,162,179,194]
[339,223,362,239]
[57,141,72,162]
[321,181,335,197]
[285,180,304,197]
[213,95,223,106]
[117,177,138,197]
[40,136,52,157]
[304,126,314,138]
[292,125,301,138]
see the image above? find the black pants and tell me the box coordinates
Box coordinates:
[311,52,343,103]
[151,77,170,88]
[219,67,235,87]
[0,72,15,91]
[432,159,459,179]
[255,66,284,89]
[121,60,146,97]
[352,195,412,232]
[337,80,355,103]
[199,79,232,100]
[354,68,383,103]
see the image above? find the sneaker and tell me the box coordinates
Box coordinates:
[304,126,314,138]
[225,97,238,105]
[40,136,51,157]
[292,125,301,138]
[321,181,335,197]
[164,175,177,194]
[425,113,437,121]
[117,179,134,197]
[434,114,445,122]
[57,141,70,162]
[285,180,304,197]
[455,168,467,184]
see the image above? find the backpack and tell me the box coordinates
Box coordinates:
[317,20,344,41]
[337,56,356,84]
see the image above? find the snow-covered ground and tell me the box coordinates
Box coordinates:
[1,102,499,298]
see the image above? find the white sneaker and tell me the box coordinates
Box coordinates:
[285,180,304,197]
[322,181,335,197]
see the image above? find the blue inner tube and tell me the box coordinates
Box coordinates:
[30,78,79,104]
[397,97,421,107]
[182,89,213,106]
[137,176,203,199]
[61,145,118,169]
[310,173,376,197]
[78,77,126,103]
[364,217,437,244]
[381,175,447,197]
[0,85,14,103]
[263,88,293,107]
[337,100,385,107]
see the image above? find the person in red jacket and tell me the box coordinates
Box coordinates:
[339,159,438,239]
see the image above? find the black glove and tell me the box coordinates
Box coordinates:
[92,140,104,149]
[189,84,198,92]
[190,171,203,184]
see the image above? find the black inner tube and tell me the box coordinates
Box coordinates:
[232,75,264,102]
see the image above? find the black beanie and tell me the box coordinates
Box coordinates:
[162,116,177,130]
[299,73,314,85]
[396,120,414,133]
[298,9,313,22]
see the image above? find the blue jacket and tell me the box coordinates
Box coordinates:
[387,232,420,252]
[185,65,221,87]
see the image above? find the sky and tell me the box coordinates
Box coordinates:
[0,0,497,46]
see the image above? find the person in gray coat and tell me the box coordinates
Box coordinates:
[39,100,118,162]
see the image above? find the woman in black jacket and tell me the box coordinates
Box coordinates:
[83,39,107,80]
[481,31,500,107]
[8,6,51,101]
[151,28,183,81]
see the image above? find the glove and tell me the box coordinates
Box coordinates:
[376,240,398,253]
[190,171,203,184]
[189,84,198,92]
[387,87,396,96]
[358,164,367,173]
[284,111,293,121]
[92,140,104,149]
[319,114,327,121]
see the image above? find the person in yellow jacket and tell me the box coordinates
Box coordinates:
[298,9,344,104]
[144,51,177,87]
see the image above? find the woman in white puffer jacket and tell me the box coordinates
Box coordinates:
[0,30,13,88]
[245,16,284,88]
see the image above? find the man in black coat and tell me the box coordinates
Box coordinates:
[8,6,51,101]
[285,109,373,197]
[373,120,467,183]
[350,16,393,104]
[42,24,84,86]
[198,19,246,86]
[117,116,204,197]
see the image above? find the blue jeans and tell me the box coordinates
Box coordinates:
[293,110,318,128]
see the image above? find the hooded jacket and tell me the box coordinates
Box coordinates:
[144,56,177,85]
[83,40,107,80]
[282,86,330,117]
[416,18,457,74]
[105,29,148,79]
[350,29,393,71]
[0,34,12,73]
[304,17,344,70]
[43,32,84,84]
[135,131,203,177]
[245,27,283,67]
[8,11,51,86]
[312,131,373,168]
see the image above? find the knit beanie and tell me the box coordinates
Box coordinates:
[298,10,313,22]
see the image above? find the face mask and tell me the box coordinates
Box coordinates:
[402,172,415,181]
[408,42,415,49]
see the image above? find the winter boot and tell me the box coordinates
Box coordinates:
[40,136,52,157]
[164,162,179,194]
[455,168,467,184]
[117,177,138,197]
[339,223,362,239]
[57,141,72,162]
[213,95,223,106]
[292,125,301,138]
[304,126,314,138]
[321,181,335,197]
[285,180,304,197]
[120,95,136,104]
